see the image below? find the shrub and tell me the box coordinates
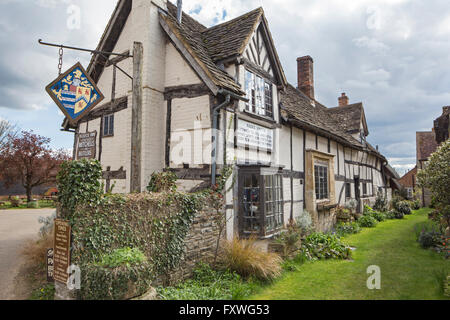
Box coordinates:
[411,199,421,210]
[418,231,442,249]
[358,215,378,228]
[345,199,358,212]
[335,222,361,237]
[372,211,387,222]
[396,201,412,215]
[157,263,255,300]
[22,216,54,271]
[414,220,444,240]
[79,261,153,300]
[10,196,21,207]
[27,200,40,209]
[296,210,313,236]
[146,170,178,193]
[38,212,56,237]
[363,205,374,215]
[336,207,352,223]
[30,284,55,301]
[300,233,352,260]
[417,140,450,226]
[220,237,282,281]
[373,191,388,212]
[274,222,302,258]
[394,210,405,219]
[385,210,395,219]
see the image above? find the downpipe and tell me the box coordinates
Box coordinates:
[211,89,248,186]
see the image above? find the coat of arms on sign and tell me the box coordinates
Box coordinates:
[46,62,104,125]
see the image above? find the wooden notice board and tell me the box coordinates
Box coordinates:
[53,219,71,284]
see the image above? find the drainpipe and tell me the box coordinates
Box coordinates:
[211,89,248,186]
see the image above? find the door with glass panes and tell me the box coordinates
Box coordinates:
[238,168,284,238]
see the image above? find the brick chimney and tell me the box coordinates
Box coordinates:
[297,56,314,100]
[338,93,349,107]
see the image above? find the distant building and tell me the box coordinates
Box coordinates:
[415,106,450,206]
[434,106,450,144]
[398,166,417,199]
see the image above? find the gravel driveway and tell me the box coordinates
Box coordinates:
[0,208,54,300]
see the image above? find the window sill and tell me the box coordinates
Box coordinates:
[317,202,338,212]
[241,110,276,125]
[103,135,114,138]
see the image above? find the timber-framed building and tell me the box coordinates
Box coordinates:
[66,0,396,237]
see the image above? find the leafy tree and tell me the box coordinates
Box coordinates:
[417,139,450,227]
[0,130,70,202]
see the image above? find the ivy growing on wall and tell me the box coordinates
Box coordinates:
[57,159,103,220]
[56,160,207,299]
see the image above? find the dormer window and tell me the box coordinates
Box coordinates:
[245,70,273,118]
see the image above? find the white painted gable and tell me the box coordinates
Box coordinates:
[243,23,274,77]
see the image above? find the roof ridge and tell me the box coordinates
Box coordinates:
[327,102,363,111]
[202,7,263,33]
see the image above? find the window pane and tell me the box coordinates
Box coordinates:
[104,116,109,136]
[109,115,114,136]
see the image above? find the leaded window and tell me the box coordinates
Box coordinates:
[314,161,329,200]
[240,170,284,237]
[103,114,114,137]
[264,175,283,233]
[245,70,273,118]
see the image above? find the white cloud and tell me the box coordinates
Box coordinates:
[353,36,390,53]
[31,104,48,111]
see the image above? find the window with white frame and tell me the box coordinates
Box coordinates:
[245,70,273,118]
[314,160,329,200]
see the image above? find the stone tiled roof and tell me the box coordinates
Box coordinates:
[416,131,439,161]
[161,2,244,94]
[326,103,367,135]
[201,7,264,62]
[280,85,363,149]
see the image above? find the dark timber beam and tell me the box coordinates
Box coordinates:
[130,42,143,193]
[79,96,128,123]
[164,84,210,100]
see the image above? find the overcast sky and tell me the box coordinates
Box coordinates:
[1,0,449,175]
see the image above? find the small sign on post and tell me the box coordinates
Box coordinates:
[46,248,54,282]
[77,131,97,159]
[53,219,71,284]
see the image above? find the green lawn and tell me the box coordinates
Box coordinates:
[250,208,449,300]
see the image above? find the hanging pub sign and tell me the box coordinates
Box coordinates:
[46,62,104,125]
[77,131,97,159]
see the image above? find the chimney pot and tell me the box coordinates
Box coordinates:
[297,56,314,100]
[338,93,349,107]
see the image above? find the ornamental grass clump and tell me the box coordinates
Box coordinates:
[220,237,282,281]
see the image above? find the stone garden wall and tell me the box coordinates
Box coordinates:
[163,205,220,284]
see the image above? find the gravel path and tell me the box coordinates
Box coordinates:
[0,209,54,300]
